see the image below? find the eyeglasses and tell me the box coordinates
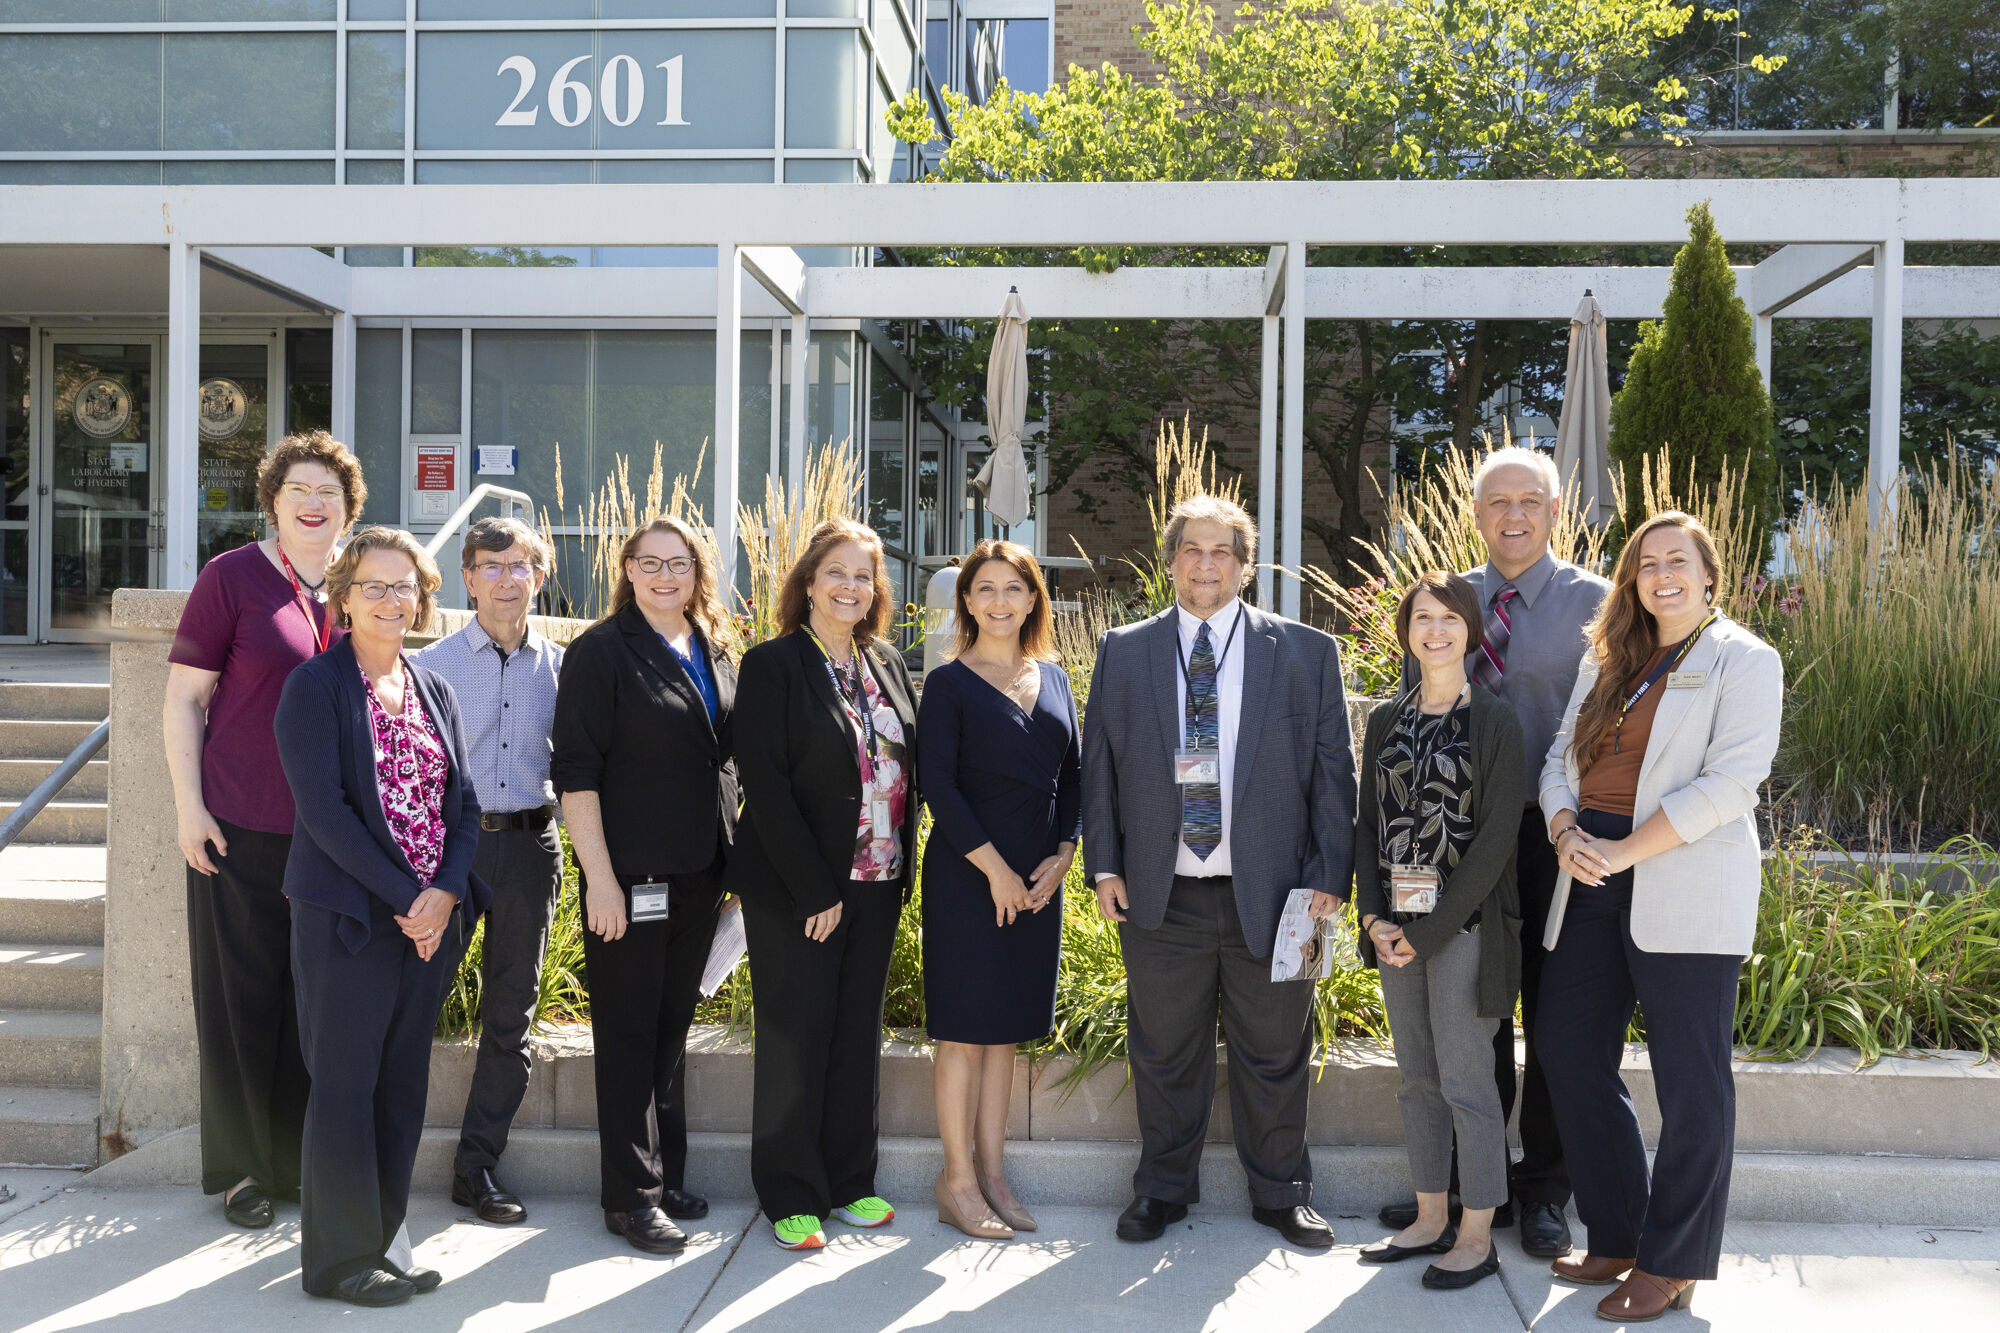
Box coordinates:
[473,562,536,581]
[631,556,694,576]
[280,484,345,507]
[354,580,421,602]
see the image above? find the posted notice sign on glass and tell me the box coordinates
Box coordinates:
[415,30,777,151]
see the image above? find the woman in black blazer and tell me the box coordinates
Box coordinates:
[551,516,739,1256]
[274,527,490,1308]
[727,517,920,1252]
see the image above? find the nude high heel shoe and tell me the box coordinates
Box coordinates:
[934,1172,1014,1241]
[979,1179,1037,1234]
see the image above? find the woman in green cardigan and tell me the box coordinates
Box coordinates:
[1354,570,1525,1293]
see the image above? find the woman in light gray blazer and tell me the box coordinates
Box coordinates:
[1534,512,1782,1324]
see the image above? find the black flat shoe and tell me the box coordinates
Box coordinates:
[1378,1196,1460,1230]
[1251,1204,1334,1250]
[452,1166,527,1225]
[385,1262,443,1293]
[1423,1248,1501,1290]
[660,1188,709,1221]
[606,1206,687,1255]
[222,1184,274,1229]
[1518,1200,1573,1258]
[323,1268,415,1307]
[1359,1224,1458,1264]
[1115,1195,1187,1242]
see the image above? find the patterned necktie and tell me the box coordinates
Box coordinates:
[1180,621,1222,859]
[1472,583,1519,694]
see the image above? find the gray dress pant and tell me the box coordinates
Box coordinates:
[1118,875,1317,1209]
[1377,927,1508,1210]
[449,819,563,1177]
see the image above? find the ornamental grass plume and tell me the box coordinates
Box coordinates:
[736,441,864,647]
[538,440,711,623]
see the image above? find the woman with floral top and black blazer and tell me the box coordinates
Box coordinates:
[1353,571,1525,1294]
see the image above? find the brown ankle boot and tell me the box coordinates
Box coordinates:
[1595,1269,1696,1322]
[1551,1251,1635,1286]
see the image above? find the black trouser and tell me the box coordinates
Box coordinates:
[1501,805,1570,1207]
[580,863,723,1213]
[292,898,461,1295]
[1537,809,1741,1281]
[448,818,563,1179]
[185,818,309,1199]
[743,882,902,1223]
[1118,875,1317,1209]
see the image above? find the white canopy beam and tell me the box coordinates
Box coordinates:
[741,244,807,316]
[715,244,743,584]
[1749,243,1874,316]
[1257,245,1284,608]
[162,242,200,591]
[1280,240,1306,619]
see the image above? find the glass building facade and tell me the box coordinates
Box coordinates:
[0,0,1054,639]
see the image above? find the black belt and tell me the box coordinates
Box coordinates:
[480,805,556,832]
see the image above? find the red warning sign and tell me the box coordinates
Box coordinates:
[415,443,455,491]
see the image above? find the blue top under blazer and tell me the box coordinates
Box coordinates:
[274,635,492,955]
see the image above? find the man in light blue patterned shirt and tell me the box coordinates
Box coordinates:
[415,517,564,1227]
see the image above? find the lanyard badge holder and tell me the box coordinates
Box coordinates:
[627,879,671,924]
[1389,864,1441,914]
[1173,608,1243,787]
[809,630,894,840]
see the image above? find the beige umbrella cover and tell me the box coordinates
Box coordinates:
[973,288,1032,528]
[1554,291,1616,526]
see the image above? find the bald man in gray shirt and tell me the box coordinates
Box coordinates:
[1385,446,1609,1260]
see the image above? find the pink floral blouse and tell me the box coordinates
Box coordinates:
[363,662,448,887]
[833,659,909,882]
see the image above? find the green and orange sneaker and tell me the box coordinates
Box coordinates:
[771,1214,826,1250]
[831,1196,895,1228]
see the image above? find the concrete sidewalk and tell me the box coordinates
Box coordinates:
[2,1175,1995,1331]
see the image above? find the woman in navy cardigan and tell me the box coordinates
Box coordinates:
[274,527,490,1308]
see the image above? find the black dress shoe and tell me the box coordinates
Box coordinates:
[1359,1224,1458,1264]
[324,1268,415,1307]
[660,1188,710,1220]
[452,1166,527,1225]
[1378,1196,1460,1229]
[1115,1195,1188,1242]
[1422,1247,1501,1290]
[1251,1204,1335,1249]
[1517,1200,1574,1258]
[605,1206,688,1254]
[222,1184,274,1229]
[384,1261,443,1294]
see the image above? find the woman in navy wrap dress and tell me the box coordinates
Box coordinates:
[919,541,1081,1241]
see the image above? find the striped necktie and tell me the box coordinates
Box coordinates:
[1472,583,1519,694]
[1179,621,1222,860]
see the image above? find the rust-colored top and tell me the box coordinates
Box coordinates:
[1578,644,1675,818]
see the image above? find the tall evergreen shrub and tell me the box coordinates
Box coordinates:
[1609,203,1779,560]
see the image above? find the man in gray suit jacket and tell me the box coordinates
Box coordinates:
[1083,495,1356,1249]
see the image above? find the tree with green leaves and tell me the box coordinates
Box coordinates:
[887,0,1764,580]
[1608,202,1778,556]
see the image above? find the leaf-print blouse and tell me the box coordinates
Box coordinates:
[1376,690,1477,927]
[831,655,909,883]
[363,662,448,888]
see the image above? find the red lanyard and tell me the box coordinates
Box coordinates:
[277,541,332,655]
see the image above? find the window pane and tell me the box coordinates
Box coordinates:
[473,330,588,534]
[786,27,860,149]
[420,0,588,16]
[286,328,332,437]
[601,0,775,15]
[168,1,335,18]
[0,35,162,152]
[3,328,27,524]
[411,160,589,267]
[164,160,334,184]
[779,328,857,484]
[1002,18,1049,95]
[0,161,161,184]
[353,329,403,526]
[591,330,715,511]
[165,34,336,150]
[0,2,159,18]
[596,30,777,151]
[345,159,405,184]
[740,331,774,533]
[868,356,907,548]
[788,0,859,15]
[410,328,463,436]
[348,0,406,19]
[347,31,406,151]
[875,1,915,96]
[196,342,272,570]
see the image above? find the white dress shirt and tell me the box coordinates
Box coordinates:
[1174,597,1245,878]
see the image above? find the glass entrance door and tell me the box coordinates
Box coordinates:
[196,341,275,569]
[45,339,158,634]
[1,329,29,640]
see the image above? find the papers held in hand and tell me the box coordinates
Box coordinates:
[701,896,748,997]
[1270,889,1360,983]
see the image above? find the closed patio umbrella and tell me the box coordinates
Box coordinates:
[973,287,1032,528]
[1554,290,1616,526]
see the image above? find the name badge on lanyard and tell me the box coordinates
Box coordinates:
[1390,864,1441,914]
[871,798,893,839]
[1174,752,1221,785]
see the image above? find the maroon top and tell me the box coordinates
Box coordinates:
[170,541,344,834]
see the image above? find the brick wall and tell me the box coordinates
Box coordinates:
[1053,0,1159,82]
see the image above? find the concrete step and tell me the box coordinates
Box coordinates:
[0,944,104,1011]
[0,800,106,846]
[0,848,107,947]
[0,720,107,762]
[0,1085,98,1168]
[0,759,108,802]
[89,1125,2000,1230]
[0,1010,101,1089]
[0,682,110,723]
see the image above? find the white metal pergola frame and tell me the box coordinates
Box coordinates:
[5,176,1996,615]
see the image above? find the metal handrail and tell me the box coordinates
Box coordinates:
[422,484,536,560]
[0,720,109,854]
